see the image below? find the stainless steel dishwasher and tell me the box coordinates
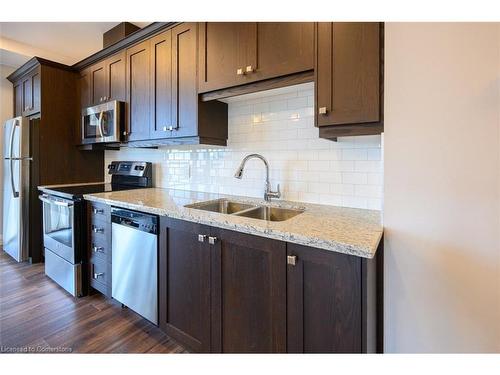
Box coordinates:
[111,207,158,325]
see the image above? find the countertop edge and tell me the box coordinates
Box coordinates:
[84,194,382,259]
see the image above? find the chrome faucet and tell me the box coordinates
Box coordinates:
[234,154,281,201]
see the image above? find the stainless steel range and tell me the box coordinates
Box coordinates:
[38,161,153,297]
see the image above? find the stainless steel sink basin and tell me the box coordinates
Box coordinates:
[185,199,256,214]
[234,206,304,222]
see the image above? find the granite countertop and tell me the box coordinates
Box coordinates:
[84,188,383,259]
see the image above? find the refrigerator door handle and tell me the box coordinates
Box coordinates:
[9,119,19,198]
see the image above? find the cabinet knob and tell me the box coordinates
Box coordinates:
[198,234,206,243]
[208,236,218,245]
[92,225,104,233]
[123,131,129,136]
[92,245,104,253]
[287,255,297,266]
[245,65,254,73]
[318,107,328,115]
[237,68,244,76]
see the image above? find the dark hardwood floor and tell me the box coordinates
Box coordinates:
[0,251,188,353]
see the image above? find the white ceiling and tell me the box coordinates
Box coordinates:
[0,22,150,68]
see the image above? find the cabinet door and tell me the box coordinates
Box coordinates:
[149,29,173,139]
[249,22,314,82]
[21,69,41,116]
[126,40,151,141]
[22,75,33,114]
[198,22,256,93]
[315,22,380,126]
[13,82,23,117]
[79,69,92,110]
[287,243,362,353]
[211,229,286,353]
[90,60,107,105]
[171,22,198,138]
[106,51,126,102]
[158,217,211,352]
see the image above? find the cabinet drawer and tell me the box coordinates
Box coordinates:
[89,218,110,239]
[90,257,110,287]
[89,202,110,221]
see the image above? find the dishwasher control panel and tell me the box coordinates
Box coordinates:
[111,207,157,235]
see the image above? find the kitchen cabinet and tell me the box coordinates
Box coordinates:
[12,66,41,117]
[287,243,363,353]
[125,39,151,141]
[158,217,212,352]
[78,68,92,110]
[149,29,173,139]
[198,22,314,93]
[315,22,382,137]
[82,51,127,108]
[127,22,227,145]
[158,216,381,353]
[87,202,112,297]
[105,51,126,102]
[210,227,286,353]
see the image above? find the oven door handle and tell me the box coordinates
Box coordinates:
[38,195,74,207]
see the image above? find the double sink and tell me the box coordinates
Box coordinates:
[185,198,304,222]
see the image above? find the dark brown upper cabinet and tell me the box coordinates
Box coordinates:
[198,22,255,93]
[198,22,314,94]
[149,29,173,139]
[80,51,126,108]
[13,66,41,117]
[315,23,382,137]
[143,22,227,145]
[125,39,152,142]
[106,51,126,102]
[78,68,92,110]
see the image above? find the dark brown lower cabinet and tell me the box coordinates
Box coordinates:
[158,217,382,353]
[158,217,212,352]
[211,228,286,353]
[287,243,361,353]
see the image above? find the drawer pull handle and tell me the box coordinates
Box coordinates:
[93,208,104,214]
[208,236,218,245]
[94,272,104,279]
[92,245,104,253]
[287,255,297,266]
[92,225,104,233]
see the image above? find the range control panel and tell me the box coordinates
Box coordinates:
[108,161,151,177]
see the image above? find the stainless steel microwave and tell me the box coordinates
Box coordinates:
[81,100,124,145]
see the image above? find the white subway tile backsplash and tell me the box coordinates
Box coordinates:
[105,84,383,210]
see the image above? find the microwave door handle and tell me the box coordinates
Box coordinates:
[9,119,19,198]
[98,110,105,138]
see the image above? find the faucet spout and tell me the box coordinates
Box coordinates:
[233,154,281,201]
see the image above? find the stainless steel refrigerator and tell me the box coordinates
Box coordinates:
[2,117,31,262]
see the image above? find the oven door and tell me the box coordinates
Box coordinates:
[81,100,122,144]
[39,194,76,263]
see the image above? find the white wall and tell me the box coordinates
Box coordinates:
[106,83,384,209]
[384,23,500,352]
[0,64,15,244]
